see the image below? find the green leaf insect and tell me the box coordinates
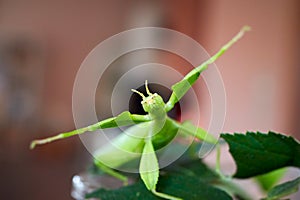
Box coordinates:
[30,26,250,200]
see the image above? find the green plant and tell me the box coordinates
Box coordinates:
[30,26,300,200]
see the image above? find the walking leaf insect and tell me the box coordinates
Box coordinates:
[30,26,250,200]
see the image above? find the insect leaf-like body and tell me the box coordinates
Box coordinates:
[94,121,151,169]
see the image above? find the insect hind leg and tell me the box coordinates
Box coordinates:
[94,160,129,185]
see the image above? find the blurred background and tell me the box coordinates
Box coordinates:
[0,0,299,199]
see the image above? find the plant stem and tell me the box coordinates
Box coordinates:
[216,176,252,200]
[215,143,222,176]
[151,190,183,200]
[214,142,252,200]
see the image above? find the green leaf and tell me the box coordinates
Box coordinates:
[86,180,158,200]
[86,174,232,200]
[156,174,232,200]
[256,168,287,192]
[262,177,300,200]
[139,139,159,190]
[165,159,219,182]
[221,132,300,178]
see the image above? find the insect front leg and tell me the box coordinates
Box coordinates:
[165,26,250,112]
[30,111,150,149]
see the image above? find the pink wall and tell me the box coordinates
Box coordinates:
[198,0,300,136]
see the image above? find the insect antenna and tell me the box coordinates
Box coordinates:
[145,80,153,96]
[131,88,146,99]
